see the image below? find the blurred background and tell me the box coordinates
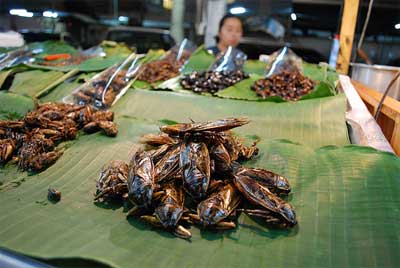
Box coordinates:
[0,0,399,65]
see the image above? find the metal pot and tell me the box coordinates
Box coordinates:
[350,63,400,100]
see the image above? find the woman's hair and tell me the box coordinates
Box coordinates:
[215,14,243,43]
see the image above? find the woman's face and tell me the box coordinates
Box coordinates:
[218,17,243,48]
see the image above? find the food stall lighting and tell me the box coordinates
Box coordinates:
[118,16,129,23]
[395,23,400,30]
[43,11,58,18]
[9,9,34,17]
[230,7,246,15]
[291,13,297,21]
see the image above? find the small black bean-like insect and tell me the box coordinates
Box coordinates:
[48,187,61,202]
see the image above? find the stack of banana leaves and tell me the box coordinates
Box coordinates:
[0,40,399,268]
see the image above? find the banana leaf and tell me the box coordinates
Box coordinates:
[0,92,34,120]
[0,66,32,89]
[182,46,215,73]
[39,81,82,103]
[0,70,12,88]
[0,112,398,268]
[8,70,67,98]
[1,47,397,268]
[243,59,267,75]
[26,55,126,72]
[25,41,131,72]
[0,47,19,53]
[28,41,77,57]
[139,49,166,64]
[303,62,338,89]
[100,40,133,57]
[2,88,398,268]
[113,89,349,148]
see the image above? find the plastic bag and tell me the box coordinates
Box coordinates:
[167,38,197,66]
[265,47,303,77]
[80,45,107,58]
[209,46,247,72]
[0,46,40,71]
[137,38,197,84]
[63,53,142,109]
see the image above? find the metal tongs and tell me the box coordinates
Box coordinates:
[101,52,143,104]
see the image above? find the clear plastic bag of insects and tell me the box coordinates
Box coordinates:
[63,53,142,109]
[0,46,41,71]
[209,46,247,72]
[179,46,249,94]
[251,47,316,101]
[137,38,197,84]
[168,38,197,67]
[264,46,303,77]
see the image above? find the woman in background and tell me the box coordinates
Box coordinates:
[207,14,245,56]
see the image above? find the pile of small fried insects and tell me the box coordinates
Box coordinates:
[180,70,249,94]
[0,103,117,172]
[251,70,315,101]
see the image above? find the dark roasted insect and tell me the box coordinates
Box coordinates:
[98,121,118,137]
[139,133,178,147]
[188,183,241,229]
[0,120,25,130]
[94,160,129,201]
[234,171,297,227]
[0,139,15,165]
[25,151,62,172]
[140,183,191,240]
[48,188,61,202]
[127,150,156,216]
[209,141,232,174]
[235,167,291,195]
[180,140,211,199]
[206,131,258,174]
[154,145,181,183]
[82,110,118,137]
[17,134,61,171]
[160,117,249,137]
[147,144,174,164]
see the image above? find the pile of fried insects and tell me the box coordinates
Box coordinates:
[94,118,297,240]
[0,103,117,172]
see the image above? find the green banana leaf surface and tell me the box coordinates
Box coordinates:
[26,55,126,72]
[0,70,13,88]
[0,88,399,268]
[39,81,82,104]
[8,70,66,97]
[28,41,77,57]
[26,41,131,72]
[0,92,34,120]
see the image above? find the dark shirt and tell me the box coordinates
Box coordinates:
[207,46,220,56]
